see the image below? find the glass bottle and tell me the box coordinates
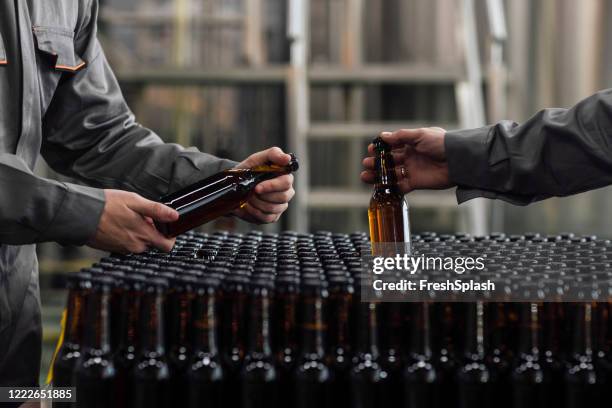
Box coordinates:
[404,302,439,408]
[53,272,91,407]
[274,275,300,406]
[132,278,170,408]
[187,277,224,408]
[156,154,299,237]
[367,137,410,246]
[241,278,278,408]
[294,279,333,408]
[73,276,117,408]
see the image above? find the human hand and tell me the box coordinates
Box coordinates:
[88,190,179,254]
[361,127,454,193]
[233,147,296,224]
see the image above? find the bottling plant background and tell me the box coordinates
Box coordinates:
[36,0,612,382]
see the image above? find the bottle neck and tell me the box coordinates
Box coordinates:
[328,292,352,351]
[570,303,593,357]
[486,302,507,353]
[84,288,112,353]
[65,288,86,346]
[300,295,327,357]
[118,288,141,350]
[170,290,193,350]
[222,289,247,353]
[542,303,562,355]
[140,290,165,355]
[355,302,379,357]
[410,302,432,358]
[247,290,273,356]
[276,291,298,351]
[192,291,218,354]
[463,302,485,359]
[437,303,456,354]
[374,149,398,190]
[518,303,540,355]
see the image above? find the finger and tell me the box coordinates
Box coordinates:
[253,189,295,204]
[362,151,406,169]
[381,129,424,148]
[361,170,376,184]
[248,195,289,214]
[142,224,176,252]
[240,147,291,168]
[128,194,179,222]
[245,203,279,224]
[255,174,293,194]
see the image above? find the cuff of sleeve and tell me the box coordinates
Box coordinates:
[40,183,105,245]
[455,186,543,206]
[445,127,494,189]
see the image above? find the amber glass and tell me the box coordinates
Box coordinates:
[156,154,299,237]
[73,276,117,408]
[367,137,410,245]
[187,278,223,408]
[53,272,91,408]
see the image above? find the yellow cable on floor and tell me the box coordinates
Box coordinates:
[46,308,67,385]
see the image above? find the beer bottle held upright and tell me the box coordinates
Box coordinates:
[156,154,299,237]
[368,137,410,246]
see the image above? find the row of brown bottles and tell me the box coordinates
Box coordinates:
[51,230,612,408]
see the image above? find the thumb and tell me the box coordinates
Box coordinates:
[381,129,424,148]
[239,147,291,168]
[127,195,179,222]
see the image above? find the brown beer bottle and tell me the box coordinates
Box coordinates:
[187,277,224,408]
[511,299,552,408]
[456,302,491,408]
[241,278,279,408]
[156,154,299,237]
[53,272,91,406]
[327,276,354,408]
[404,302,439,408]
[564,300,604,408]
[433,302,460,408]
[274,275,300,406]
[73,276,117,408]
[221,274,249,407]
[132,278,170,408]
[350,300,390,408]
[485,301,512,408]
[367,137,410,246]
[294,279,333,408]
[113,274,146,408]
[168,275,197,408]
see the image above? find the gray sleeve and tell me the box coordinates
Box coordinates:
[41,0,236,200]
[444,89,612,205]
[0,153,105,245]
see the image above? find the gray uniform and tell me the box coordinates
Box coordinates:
[0,0,234,386]
[446,89,612,205]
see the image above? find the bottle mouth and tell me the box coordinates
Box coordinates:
[372,137,391,152]
[288,153,299,172]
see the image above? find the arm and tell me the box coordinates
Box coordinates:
[41,0,235,200]
[0,153,104,246]
[445,89,612,205]
[361,89,612,205]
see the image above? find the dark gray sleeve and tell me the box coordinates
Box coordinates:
[445,89,612,205]
[41,0,236,200]
[0,153,105,245]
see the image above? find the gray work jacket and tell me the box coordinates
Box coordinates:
[446,89,612,205]
[0,0,234,386]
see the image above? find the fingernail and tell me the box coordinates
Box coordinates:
[381,132,392,137]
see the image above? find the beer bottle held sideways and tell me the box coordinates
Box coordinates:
[368,137,411,248]
[156,154,299,237]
